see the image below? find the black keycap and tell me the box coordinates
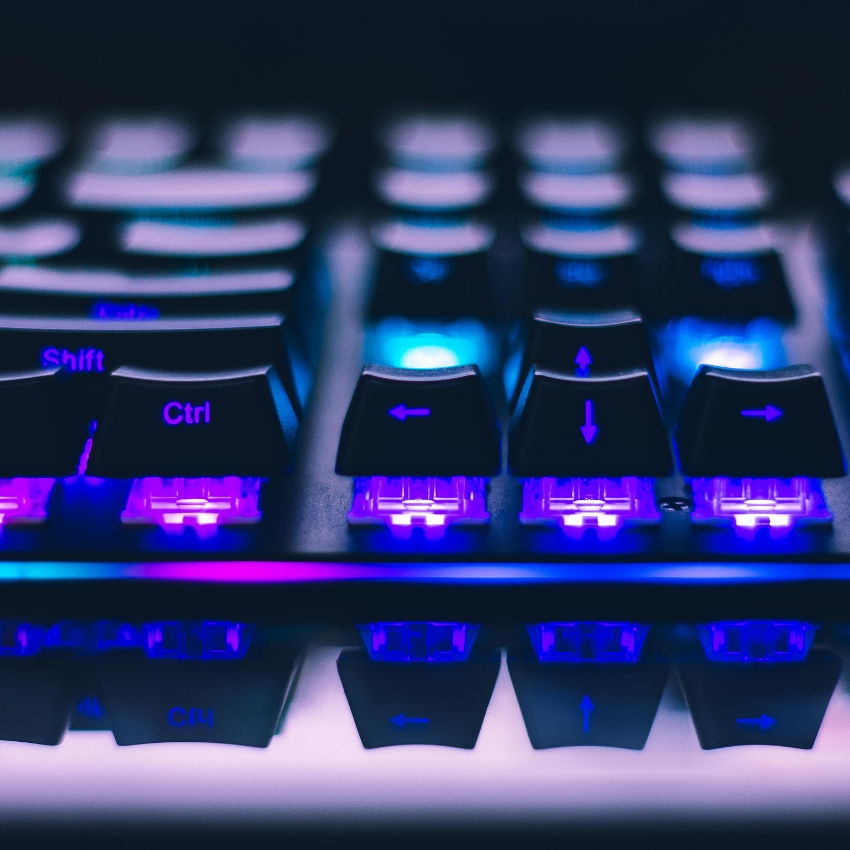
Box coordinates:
[95,651,300,747]
[370,220,495,319]
[0,368,80,477]
[676,650,841,750]
[675,365,846,477]
[0,656,75,745]
[336,364,501,477]
[522,221,641,314]
[0,312,311,451]
[507,309,655,409]
[0,264,308,321]
[508,659,669,750]
[509,366,672,478]
[85,365,299,478]
[337,648,500,749]
[652,222,794,320]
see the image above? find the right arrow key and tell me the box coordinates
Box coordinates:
[676,365,846,477]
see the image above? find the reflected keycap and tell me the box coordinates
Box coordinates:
[374,167,494,212]
[379,113,497,169]
[336,364,501,477]
[519,171,637,215]
[509,659,669,749]
[675,365,846,477]
[507,309,655,409]
[660,171,776,216]
[370,219,495,318]
[81,115,197,172]
[0,218,81,259]
[0,115,66,169]
[522,221,641,314]
[337,648,500,749]
[509,366,672,477]
[86,365,299,478]
[677,649,841,749]
[96,650,300,747]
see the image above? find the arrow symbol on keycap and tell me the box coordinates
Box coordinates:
[389,404,431,421]
[581,400,598,443]
[575,346,592,376]
[736,714,776,730]
[580,694,594,733]
[390,713,430,728]
[741,405,782,421]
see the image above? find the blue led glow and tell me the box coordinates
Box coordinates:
[43,621,87,649]
[700,257,762,288]
[368,317,497,374]
[697,621,816,662]
[92,621,141,651]
[0,620,43,656]
[404,256,453,283]
[655,317,786,386]
[359,622,480,662]
[556,259,607,288]
[143,621,253,660]
[528,622,649,663]
[91,302,160,321]
[41,347,105,372]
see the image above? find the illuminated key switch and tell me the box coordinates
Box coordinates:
[521,221,642,315]
[95,621,301,747]
[85,365,299,529]
[337,622,500,749]
[675,365,845,533]
[369,219,496,319]
[509,366,671,536]
[676,621,842,750]
[508,623,670,749]
[337,364,500,537]
[0,620,76,745]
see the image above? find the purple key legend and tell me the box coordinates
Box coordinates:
[519,477,660,539]
[121,476,263,533]
[691,477,832,538]
[348,476,490,539]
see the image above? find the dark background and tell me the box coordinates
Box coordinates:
[0,0,847,203]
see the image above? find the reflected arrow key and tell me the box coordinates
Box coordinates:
[676,365,846,477]
[336,364,500,476]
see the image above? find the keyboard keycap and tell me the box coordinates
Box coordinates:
[675,365,846,477]
[509,367,672,477]
[85,365,299,478]
[507,309,655,409]
[660,171,776,216]
[0,218,81,259]
[96,651,300,747]
[0,116,65,169]
[374,167,494,212]
[653,222,794,320]
[522,221,641,314]
[336,364,501,477]
[519,171,637,215]
[0,368,80,477]
[0,175,35,212]
[370,219,495,318]
[379,113,497,169]
[337,648,500,749]
[513,116,630,172]
[508,658,670,749]
[677,649,841,749]
[82,115,196,172]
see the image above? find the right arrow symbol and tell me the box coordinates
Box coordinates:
[741,405,782,421]
[736,714,776,730]
[580,694,594,733]
[581,400,597,443]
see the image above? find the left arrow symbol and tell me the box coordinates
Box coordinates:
[390,713,430,727]
[389,405,431,421]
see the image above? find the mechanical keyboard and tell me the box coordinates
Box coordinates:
[6,103,850,845]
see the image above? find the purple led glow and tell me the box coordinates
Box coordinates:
[697,621,816,663]
[348,476,489,539]
[121,476,262,532]
[144,621,253,660]
[0,620,43,656]
[528,622,649,663]
[691,477,832,538]
[0,478,55,526]
[519,477,660,539]
[358,622,480,662]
